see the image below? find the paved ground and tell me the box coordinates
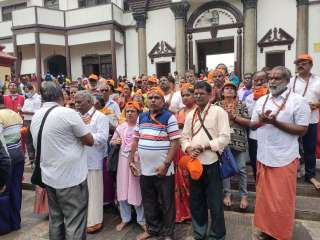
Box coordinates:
[2,190,320,240]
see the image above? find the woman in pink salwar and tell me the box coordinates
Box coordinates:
[111,101,145,232]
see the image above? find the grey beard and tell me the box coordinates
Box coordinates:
[269,83,288,96]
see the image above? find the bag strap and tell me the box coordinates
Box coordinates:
[34,105,59,168]
[197,109,221,158]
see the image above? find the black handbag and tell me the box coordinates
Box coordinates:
[31,105,58,188]
[197,109,239,179]
[107,143,120,172]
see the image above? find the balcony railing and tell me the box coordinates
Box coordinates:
[0,21,13,38]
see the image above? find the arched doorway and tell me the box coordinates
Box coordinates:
[186,1,243,76]
[46,55,66,77]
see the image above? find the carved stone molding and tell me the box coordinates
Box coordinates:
[296,0,309,6]
[170,1,190,20]
[242,0,258,9]
[133,12,148,28]
[258,27,294,53]
[148,41,175,64]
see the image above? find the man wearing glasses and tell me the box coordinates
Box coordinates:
[289,54,320,190]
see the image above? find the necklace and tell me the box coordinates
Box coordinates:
[293,75,310,97]
[261,89,291,118]
[191,104,210,138]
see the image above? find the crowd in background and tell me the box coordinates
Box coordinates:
[0,53,319,240]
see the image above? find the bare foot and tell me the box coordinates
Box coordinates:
[240,196,248,209]
[116,222,128,232]
[310,177,320,190]
[139,224,147,232]
[136,231,151,240]
[223,195,232,207]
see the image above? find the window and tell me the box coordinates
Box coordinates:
[2,3,27,21]
[78,0,110,8]
[44,0,59,9]
[266,51,285,69]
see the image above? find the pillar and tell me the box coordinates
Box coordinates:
[35,31,41,87]
[65,34,71,79]
[243,0,257,74]
[296,0,309,56]
[236,28,243,78]
[133,13,148,76]
[170,1,190,76]
[111,25,117,81]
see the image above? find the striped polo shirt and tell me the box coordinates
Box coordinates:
[134,109,181,176]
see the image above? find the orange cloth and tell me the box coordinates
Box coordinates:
[147,87,164,97]
[294,53,313,64]
[253,86,268,100]
[180,83,194,92]
[179,155,203,180]
[106,79,115,87]
[89,74,98,81]
[148,76,158,83]
[125,101,141,112]
[254,160,298,240]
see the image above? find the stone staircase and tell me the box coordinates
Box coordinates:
[228,165,320,221]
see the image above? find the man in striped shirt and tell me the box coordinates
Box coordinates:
[130,87,180,240]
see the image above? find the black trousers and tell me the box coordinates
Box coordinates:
[248,138,257,180]
[140,175,175,237]
[302,123,317,181]
[189,162,226,240]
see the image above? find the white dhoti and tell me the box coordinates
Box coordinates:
[87,170,104,227]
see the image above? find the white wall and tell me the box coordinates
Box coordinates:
[16,33,35,45]
[70,42,112,79]
[68,30,110,46]
[0,21,12,38]
[12,7,36,26]
[1,42,13,53]
[20,45,36,74]
[27,0,43,7]
[309,3,320,76]
[59,0,78,10]
[125,28,139,78]
[257,0,296,73]
[116,43,125,77]
[37,7,64,27]
[40,33,65,46]
[146,8,176,75]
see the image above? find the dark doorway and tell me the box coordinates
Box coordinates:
[156,62,171,78]
[47,55,66,77]
[266,51,285,68]
[197,38,234,73]
[82,54,112,78]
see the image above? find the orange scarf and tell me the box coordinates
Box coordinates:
[253,86,268,100]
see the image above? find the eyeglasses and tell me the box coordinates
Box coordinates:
[100,89,109,92]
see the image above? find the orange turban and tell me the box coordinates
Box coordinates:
[147,87,164,97]
[106,79,115,87]
[181,83,194,92]
[89,74,98,81]
[148,76,158,84]
[125,101,141,112]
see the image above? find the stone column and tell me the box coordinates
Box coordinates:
[65,34,71,79]
[111,25,117,81]
[243,0,257,74]
[296,0,309,56]
[35,31,41,87]
[170,1,190,77]
[133,13,148,75]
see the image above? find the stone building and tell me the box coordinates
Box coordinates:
[0,0,319,81]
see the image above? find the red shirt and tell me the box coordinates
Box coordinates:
[3,95,25,113]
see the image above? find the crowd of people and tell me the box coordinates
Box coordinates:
[0,53,319,240]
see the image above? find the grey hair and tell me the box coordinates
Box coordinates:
[40,81,63,102]
[75,90,94,104]
[272,66,292,81]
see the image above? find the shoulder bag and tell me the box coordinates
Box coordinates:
[196,109,238,179]
[31,105,58,188]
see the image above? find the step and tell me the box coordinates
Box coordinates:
[230,166,320,198]
[225,190,320,221]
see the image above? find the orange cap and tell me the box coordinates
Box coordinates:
[89,74,98,81]
[179,155,203,180]
[222,80,237,90]
[294,54,313,64]
[148,76,158,84]
[125,101,141,111]
[147,87,164,97]
[106,79,115,87]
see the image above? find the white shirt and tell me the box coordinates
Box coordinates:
[85,107,109,170]
[245,93,257,140]
[21,93,42,120]
[252,88,310,167]
[289,74,320,124]
[164,91,185,113]
[31,102,90,189]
